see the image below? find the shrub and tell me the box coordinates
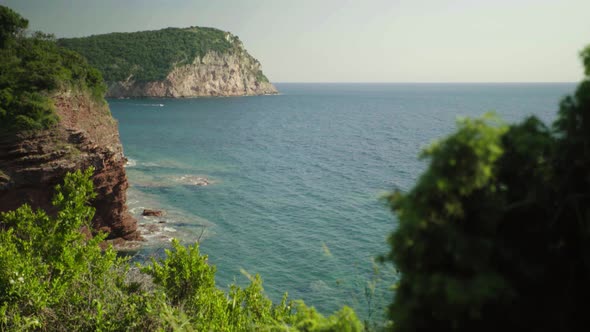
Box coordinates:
[384,45,590,331]
[0,5,107,133]
[0,167,362,331]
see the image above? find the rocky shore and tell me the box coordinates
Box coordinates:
[0,91,139,243]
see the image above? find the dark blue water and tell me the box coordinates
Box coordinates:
[109,83,575,321]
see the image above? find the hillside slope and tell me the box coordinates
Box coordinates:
[59,27,278,98]
[0,6,138,242]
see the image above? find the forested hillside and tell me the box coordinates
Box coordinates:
[0,6,105,132]
[58,27,269,83]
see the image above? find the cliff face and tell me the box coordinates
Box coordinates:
[106,50,278,98]
[59,28,278,99]
[0,91,138,241]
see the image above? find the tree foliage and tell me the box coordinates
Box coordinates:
[0,5,27,48]
[0,5,106,133]
[0,168,362,331]
[58,27,269,84]
[384,46,590,331]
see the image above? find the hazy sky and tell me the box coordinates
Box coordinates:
[2,0,589,82]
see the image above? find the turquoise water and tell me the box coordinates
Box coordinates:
[109,83,575,321]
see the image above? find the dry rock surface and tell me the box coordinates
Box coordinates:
[107,46,278,98]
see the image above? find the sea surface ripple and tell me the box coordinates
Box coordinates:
[109,82,575,321]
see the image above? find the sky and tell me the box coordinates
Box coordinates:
[2,0,589,83]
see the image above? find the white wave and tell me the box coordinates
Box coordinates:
[129,103,164,107]
[125,158,137,168]
[125,187,215,246]
[129,206,145,215]
[173,175,212,186]
[124,158,163,170]
[163,227,177,233]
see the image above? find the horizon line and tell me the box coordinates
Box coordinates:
[272,81,578,84]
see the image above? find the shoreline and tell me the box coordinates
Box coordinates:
[113,158,216,252]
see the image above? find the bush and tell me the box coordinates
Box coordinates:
[142,239,364,331]
[0,5,107,133]
[0,168,363,331]
[0,168,146,330]
[384,45,590,331]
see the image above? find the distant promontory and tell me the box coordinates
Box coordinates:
[59,27,278,98]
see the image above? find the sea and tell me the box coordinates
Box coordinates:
[108,82,576,323]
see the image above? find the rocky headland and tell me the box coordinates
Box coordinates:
[59,28,278,98]
[106,47,277,98]
[0,91,139,243]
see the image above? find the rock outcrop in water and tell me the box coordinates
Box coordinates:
[142,209,165,217]
[59,28,278,98]
[0,91,139,242]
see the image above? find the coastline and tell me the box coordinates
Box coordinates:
[116,157,216,253]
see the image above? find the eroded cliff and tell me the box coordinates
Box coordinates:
[0,91,139,242]
[107,49,278,98]
[59,28,278,98]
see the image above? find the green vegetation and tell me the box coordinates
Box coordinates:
[0,168,362,330]
[6,3,590,331]
[256,70,270,83]
[383,46,590,331]
[0,6,106,133]
[59,27,267,84]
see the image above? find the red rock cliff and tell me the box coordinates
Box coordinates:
[0,91,139,241]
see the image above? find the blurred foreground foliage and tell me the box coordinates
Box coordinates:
[0,168,362,331]
[384,45,590,331]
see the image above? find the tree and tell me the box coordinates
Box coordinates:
[0,5,28,47]
[384,46,590,332]
[0,5,106,133]
[0,168,363,330]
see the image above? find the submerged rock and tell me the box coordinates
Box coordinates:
[142,209,165,217]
